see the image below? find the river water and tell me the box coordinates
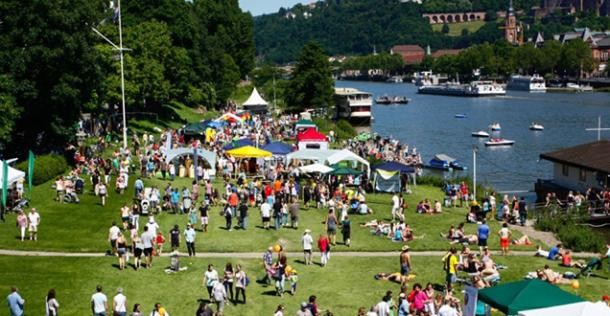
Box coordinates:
[335,80,610,193]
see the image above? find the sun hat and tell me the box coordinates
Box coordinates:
[402,245,410,251]
[305,229,311,233]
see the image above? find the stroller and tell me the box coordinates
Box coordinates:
[74,178,85,194]
[11,199,29,213]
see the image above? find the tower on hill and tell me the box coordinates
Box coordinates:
[505,0,519,45]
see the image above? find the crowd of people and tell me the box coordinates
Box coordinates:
[5,108,610,316]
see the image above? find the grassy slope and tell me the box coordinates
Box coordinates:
[0,255,607,316]
[0,176,535,253]
[432,20,486,37]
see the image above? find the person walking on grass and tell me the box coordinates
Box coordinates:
[141,226,155,269]
[325,208,338,246]
[113,288,127,316]
[16,211,27,242]
[477,219,490,254]
[302,229,314,265]
[27,208,40,241]
[400,245,411,286]
[7,286,25,316]
[341,215,351,247]
[204,264,219,300]
[108,221,120,255]
[45,288,59,316]
[317,234,330,267]
[498,223,512,256]
[91,285,108,316]
[184,224,196,257]
[212,280,227,314]
[169,225,180,251]
[235,264,248,304]
[199,201,210,232]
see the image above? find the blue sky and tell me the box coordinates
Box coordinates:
[239,0,305,16]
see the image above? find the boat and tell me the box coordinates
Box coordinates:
[529,123,544,131]
[334,87,373,124]
[417,81,506,97]
[412,70,446,87]
[386,75,403,83]
[471,130,490,137]
[506,75,547,92]
[566,83,594,92]
[375,95,410,105]
[374,95,393,105]
[485,138,515,146]
[392,96,410,104]
[426,154,466,171]
[455,114,467,118]
[489,123,501,131]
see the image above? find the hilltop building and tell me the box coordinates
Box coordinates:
[504,0,523,45]
[554,28,610,72]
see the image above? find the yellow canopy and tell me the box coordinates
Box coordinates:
[226,146,272,158]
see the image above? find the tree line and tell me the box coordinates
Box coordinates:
[0,0,254,155]
[419,40,595,79]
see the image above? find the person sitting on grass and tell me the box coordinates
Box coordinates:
[538,265,575,285]
[559,250,585,269]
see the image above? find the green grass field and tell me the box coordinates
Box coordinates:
[432,20,486,37]
[0,255,607,316]
[0,176,535,253]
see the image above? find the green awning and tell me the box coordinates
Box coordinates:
[331,166,363,176]
[478,279,584,315]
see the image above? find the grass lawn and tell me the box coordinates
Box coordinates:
[0,255,608,315]
[0,176,536,253]
[432,20,486,37]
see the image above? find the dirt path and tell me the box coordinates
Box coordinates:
[510,219,562,248]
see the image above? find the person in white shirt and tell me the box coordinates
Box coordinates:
[437,300,458,316]
[112,288,127,316]
[375,295,391,316]
[301,229,314,265]
[211,280,227,313]
[28,208,41,241]
[203,265,219,300]
[108,221,121,254]
[391,194,400,221]
[90,285,108,316]
[260,201,271,230]
[145,216,159,236]
[140,226,156,268]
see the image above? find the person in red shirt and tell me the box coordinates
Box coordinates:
[460,182,469,207]
[264,183,273,201]
[228,190,239,216]
[317,234,330,267]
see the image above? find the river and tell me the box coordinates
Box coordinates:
[335,80,610,193]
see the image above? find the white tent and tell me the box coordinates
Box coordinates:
[299,163,333,174]
[373,169,401,192]
[518,301,610,316]
[0,164,26,189]
[242,88,268,114]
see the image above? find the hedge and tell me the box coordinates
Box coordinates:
[535,214,605,253]
[15,154,69,186]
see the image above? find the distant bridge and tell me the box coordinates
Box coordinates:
[423,11,486,24]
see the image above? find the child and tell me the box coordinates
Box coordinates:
[155,231,165,256]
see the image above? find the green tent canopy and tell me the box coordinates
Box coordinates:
[332,166,363,176]
[478,279,584,315]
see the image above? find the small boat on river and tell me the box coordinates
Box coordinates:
[489,123,501,131]
[455,114,467,118]
[485,138,515,146]
[471,130,490,137]
[529,123,544,131]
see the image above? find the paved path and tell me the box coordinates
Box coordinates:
[0,249,598,258]
[510,220,561,247]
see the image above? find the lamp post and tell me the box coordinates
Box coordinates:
[473,145,478,201]
[92,0,128,149]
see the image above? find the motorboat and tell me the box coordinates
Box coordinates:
[529,123,544,131]
[455,114,467,118]
[485,138,515,146]
[375,95,393,105]
[392,96,410,104]
[386,75,404,83]
[489,123,501,131]
[471,130,490,137]
[426,154,466,171]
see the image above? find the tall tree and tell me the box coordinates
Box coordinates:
[285,42,334,111]
[0,0,103,154]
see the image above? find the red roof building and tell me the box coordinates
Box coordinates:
[390,45,425,64]
[297,128,327,142]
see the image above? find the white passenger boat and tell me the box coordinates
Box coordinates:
[334,87,373,124]
[506,75,546,92]
[489,123,501,131]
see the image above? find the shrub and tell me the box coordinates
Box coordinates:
[15,154,68,186]
[557,225,605,253]
[335,119,357,140]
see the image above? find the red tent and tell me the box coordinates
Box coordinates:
[297,128,327,142]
